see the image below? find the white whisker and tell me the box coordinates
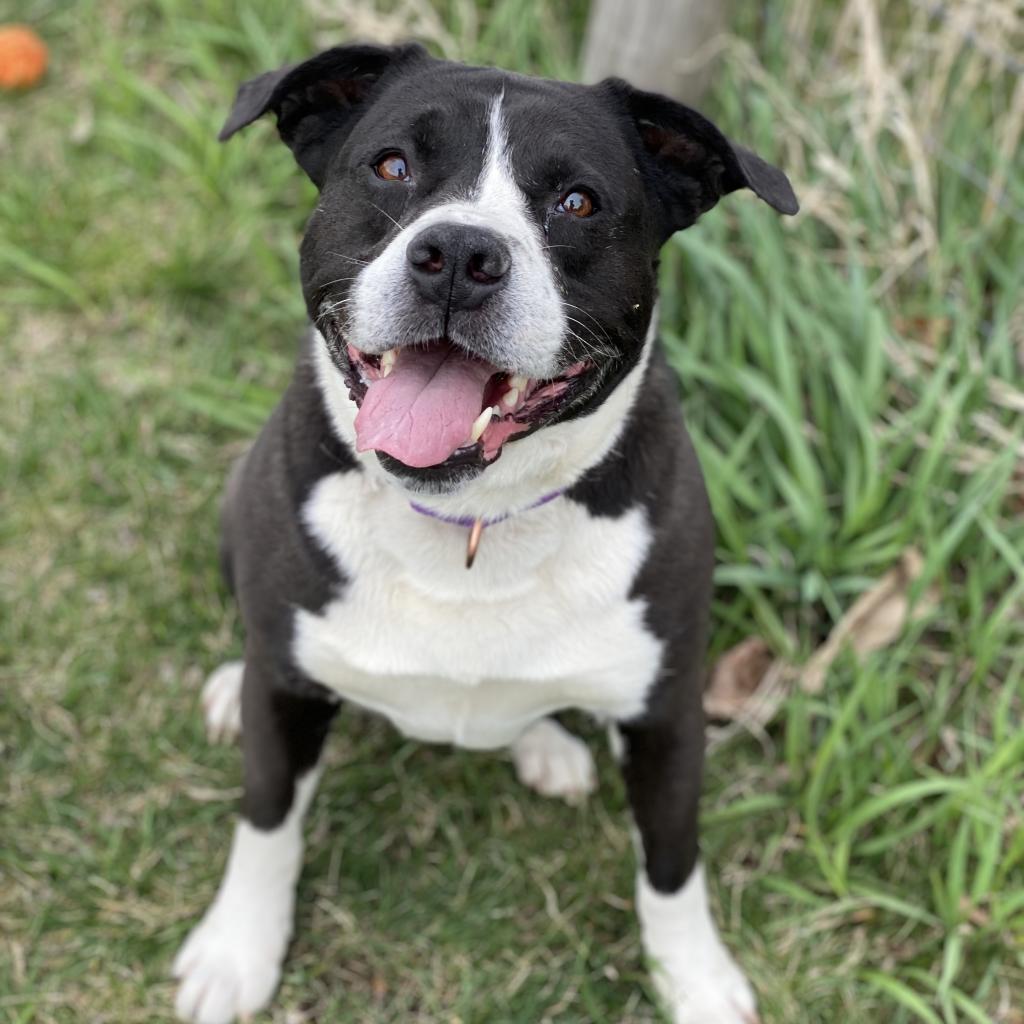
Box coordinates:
[563,324,612,363]
[318,275,362,288]
[563,316,615,360]
[563,302,613,343]
[369,202,404,231]
[327,252,370,266]
[316,297,355,319]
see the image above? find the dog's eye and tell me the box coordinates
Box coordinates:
[557,189,595,218]
[374,152,411,182]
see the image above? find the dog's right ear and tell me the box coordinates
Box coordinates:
[219,43,428,187]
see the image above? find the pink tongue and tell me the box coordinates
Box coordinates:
[354,346,494,468]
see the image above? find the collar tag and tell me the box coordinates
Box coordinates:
[465,518,485,569]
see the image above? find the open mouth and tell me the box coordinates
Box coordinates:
[331,335,595,470]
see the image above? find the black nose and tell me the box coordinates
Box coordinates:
[406,223,511,312]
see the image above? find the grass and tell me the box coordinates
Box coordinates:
[2,0,1022,1021]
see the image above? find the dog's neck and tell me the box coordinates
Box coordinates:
[311,317,656,522]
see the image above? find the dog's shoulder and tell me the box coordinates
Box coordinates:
[222,340,357,657]
[569,341,715,661]
[570,342,713,541]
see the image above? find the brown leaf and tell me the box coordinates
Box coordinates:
[705,637,776,720]
[800,548,940,694]
[893,314,949,347]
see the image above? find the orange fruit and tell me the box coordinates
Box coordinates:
[0,25,48,90]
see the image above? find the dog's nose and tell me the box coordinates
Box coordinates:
[406,224,511,312]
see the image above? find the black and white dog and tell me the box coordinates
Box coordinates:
[172,43,797,1024]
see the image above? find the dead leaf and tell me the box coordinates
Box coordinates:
[704,638,795,742]
[893,314,949,348]
[704,549,941,729]
[705,637,775,720]
[69,103,95,145]
[800,548,940,694]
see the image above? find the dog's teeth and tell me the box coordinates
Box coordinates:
[502,388,520,408]
[470,406,495,443]
[381,349,396,377]
[509,375,528,390]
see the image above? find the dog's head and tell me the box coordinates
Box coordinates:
[222,44,797,491]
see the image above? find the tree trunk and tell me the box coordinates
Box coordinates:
[581,0,732,107]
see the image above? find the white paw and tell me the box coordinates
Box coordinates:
[512,719,596,805]
[651,953,759,1024]
[172,900,288,1024]
[201,661,244,743]
[637,865,758,1023]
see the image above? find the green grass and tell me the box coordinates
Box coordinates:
[2,1,1022,1022]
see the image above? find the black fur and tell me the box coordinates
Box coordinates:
[219,44,428,185]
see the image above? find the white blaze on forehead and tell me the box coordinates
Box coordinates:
[477,93,515,205]
[346,89,567,379]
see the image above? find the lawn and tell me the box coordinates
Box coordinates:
[2,1,1022,1022]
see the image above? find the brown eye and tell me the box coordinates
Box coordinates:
[374,152,410,181]
[559,189,595,217]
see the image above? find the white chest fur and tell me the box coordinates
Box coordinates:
[292,473,663,749]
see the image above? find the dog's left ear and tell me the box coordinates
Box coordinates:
[219,43,428,187]
[607,80,799,238]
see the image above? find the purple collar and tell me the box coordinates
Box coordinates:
[409,489,564,529]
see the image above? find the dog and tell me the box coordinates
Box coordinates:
[171,42,797,1024]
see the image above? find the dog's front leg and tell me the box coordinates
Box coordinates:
[619,685,758,1024]
[173,647,338,1024]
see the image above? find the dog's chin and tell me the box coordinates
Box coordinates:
[375,450,489,494]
